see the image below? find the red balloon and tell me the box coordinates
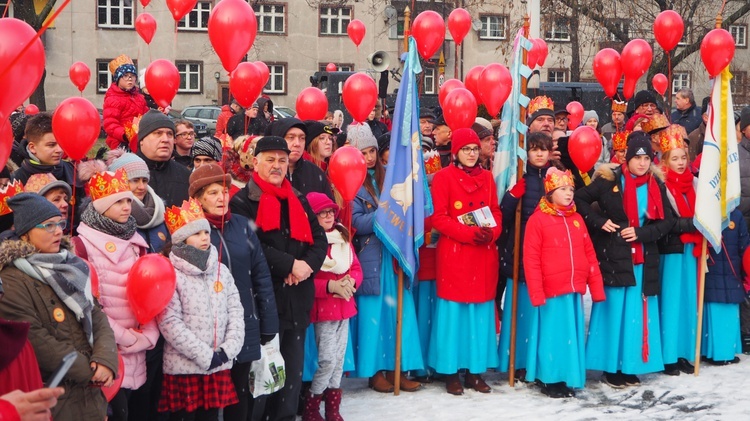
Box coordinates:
[326,63,337,72]
[342,73,377,123]
[593,48,622,99]
[102,353,124,402]
[464,65,485,105]
[0,18,45,121]
[527,41,540,70]
[448,8,471,46]
[24,104,39,115]
[566,101,584,130]
[253,61,270,88]
[230,62,263,109]
[127,254,177,325]
[478,64,511,117]
[140,0,150,7]
[347,19,365,48]
[208,0,257,73]
[442,88,477,131]
[69,62,91,93]
[534,38,549,67]
[0,118,11,170]
[652,73,668,96]
[328,145,367,202]
[166,0,198,22]
[568,126,602,172]
[743,247,750,279]
[145,60,180,109]
[701,29,735,77]
[411,11,445,60]
[438,79,465,107]
[653,10,684,52]
[296,87,328,121]
[135,13,157,45]
[621,39,653,100]
[52,97,100,161]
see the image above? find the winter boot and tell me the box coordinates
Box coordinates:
[323,388,344,421]
[301,390,324,421]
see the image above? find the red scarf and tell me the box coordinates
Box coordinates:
[252,172,313,244]
[665,169,703,256]
[621,164,664,265]
[205,210,231,229]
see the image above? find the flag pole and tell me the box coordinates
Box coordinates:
[694,238,708,375]
[509,14,531,388]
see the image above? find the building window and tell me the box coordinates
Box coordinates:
[479,15,507,40]
[547,69,568,83]
[96,58,139,93]
[423,67,436,94]
[254,3,285,34]
[320,6,351,36]
[672,72,690,94]
[545,19,570,42]
[732,71,746,96]
[389,15,405,39]
[178,1,211,30]
[318,64,354,72]
[0,0,13,17]
[606,19,629,42]
[730,25,747,48]
[265,64,286,94]
[97,0,134,28]
[177,62,202,93]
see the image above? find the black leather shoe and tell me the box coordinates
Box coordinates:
[662,363,680,376]
[540,382,572,398]
[677,358,695,374]
[622,373,640,386]
[601,372,627,389]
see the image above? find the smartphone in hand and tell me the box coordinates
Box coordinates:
[47,351,78,388]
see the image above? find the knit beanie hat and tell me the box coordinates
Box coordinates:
[138,110,175,142]
[471,122,493,139]
[306,192,340,218]
[190,137,223,162]
[377,133,391,154]
[7,192,62,236]
[23,173,72,198]
[347,123,378,151]
[474,117,494,137]
[741,106,750,132]
[625,131,653,163]
[164,198,210,244]
[265,117,307,138]
[583,110,599,124]
[451,128,481,155]
[188,163,231,198]
[633,90,657,111]
[106,148,150,181]
[109,54,137,84]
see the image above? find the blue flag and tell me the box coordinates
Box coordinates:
[374,36,433,284]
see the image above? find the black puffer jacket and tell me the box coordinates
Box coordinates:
[574,163,675,296]
[136,151,191,208]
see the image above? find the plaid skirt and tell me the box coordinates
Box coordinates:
[158,370,238,413]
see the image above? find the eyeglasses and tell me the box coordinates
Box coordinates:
[121,74,136,81]
[34,220,67,233]
[176,131,196,139]
[639,103,658,110]
[317,209,336,217]
[460,146,480,155]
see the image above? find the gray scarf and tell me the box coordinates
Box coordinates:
[81,203,138,240]
[14,249,95,346]
[172,242,211,272]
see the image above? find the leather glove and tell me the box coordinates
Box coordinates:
[260,334,275,346]
[508,178,526,198]
[472,227,494,245]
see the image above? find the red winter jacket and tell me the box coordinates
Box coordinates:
[523,208,606,307]
[215,105,233,137]
[311,242,363,323]
[430,165,502,303]
[416,216,436,281]
[103,83,149,151]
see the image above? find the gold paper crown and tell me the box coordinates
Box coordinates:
[527,96,554,118]
[658,124,687,153]
[611,100,627,113]
[544,168,575,194]
[612,131,632,151]
[0,180,24,216]
[109,54,134,76]
[641,114,670,134]
[88,168,130,202]
[164,198,206,235]
[24,173,60,194]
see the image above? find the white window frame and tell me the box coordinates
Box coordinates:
[732,71,746,96]
[423,68,436,94]
[254,3,286,34]
[479,15,507,40]
[0,0,13,17]
[265,64,286,94]
[545,20,570,42]
[547,69,568,83]
[389,15,405,39]
[178,1,211,31]
[606,20,630,42]
[97,0,134,29]
[177,62,202,93]
[320,6,351,36]
[730,25,747,48]
[672,72,690,94]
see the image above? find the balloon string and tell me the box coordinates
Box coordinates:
[667,52,672,123]
[173,22,178,61]
[0,0,72,82]
[70,160,77,231]
[2,1,10,18]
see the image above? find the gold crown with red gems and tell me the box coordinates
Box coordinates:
[544,167,575,194]
[108,54,134,76]
[612,131,632,151]
[87,168,130,201]
[641,114,670,134]
[658,125,687,153]
[164,198,206,235]
[527,96,554,118]
[611,100,627,113]
[0,180,24,216]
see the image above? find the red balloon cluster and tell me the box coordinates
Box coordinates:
[52,97,100,161]
[230,62,263,109]
[145,60,180,109]
[127,254,177,325]
[347,19,365,48]
[442,88,477,131]
[411,11,445,60]
[448,8,471,46]
[328,145,367,202]
[653,10,684,52]
[464,65,485,105]
[528,38,549,69]
[296,87,328,121]
[69,62,90,93]
[166,0,198,22]
[0,18,45,121]
[566,101,584,130]
[478,64,511,117]
[652,73,668,96]
[208,0,257,73]
[135,13,157,45]
[342,73,377,123]
[593,49,622,99]
[621,39,652,100]
[438,79,465,106]
[701,29,735,77]
[569,126,602,172]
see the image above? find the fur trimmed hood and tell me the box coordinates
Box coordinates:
[0,237,74,269]
[593,162,664,183]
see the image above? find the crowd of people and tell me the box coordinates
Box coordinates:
[1,55,750,421]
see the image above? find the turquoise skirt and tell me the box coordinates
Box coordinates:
[701,302,741,362]
[302,323,356,382]
[586,264,664,374]
[427,298,499,375]
[497,279,537,373]
[349,250,424,377]
[412,279,437,377]
[659,244,698,364]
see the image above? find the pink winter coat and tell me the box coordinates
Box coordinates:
[311,229,363,323]
[75,223,158,390]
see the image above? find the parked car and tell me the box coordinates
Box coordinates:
[169,109,209,138]
[273,106,296,120]
[181,105,221,135]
